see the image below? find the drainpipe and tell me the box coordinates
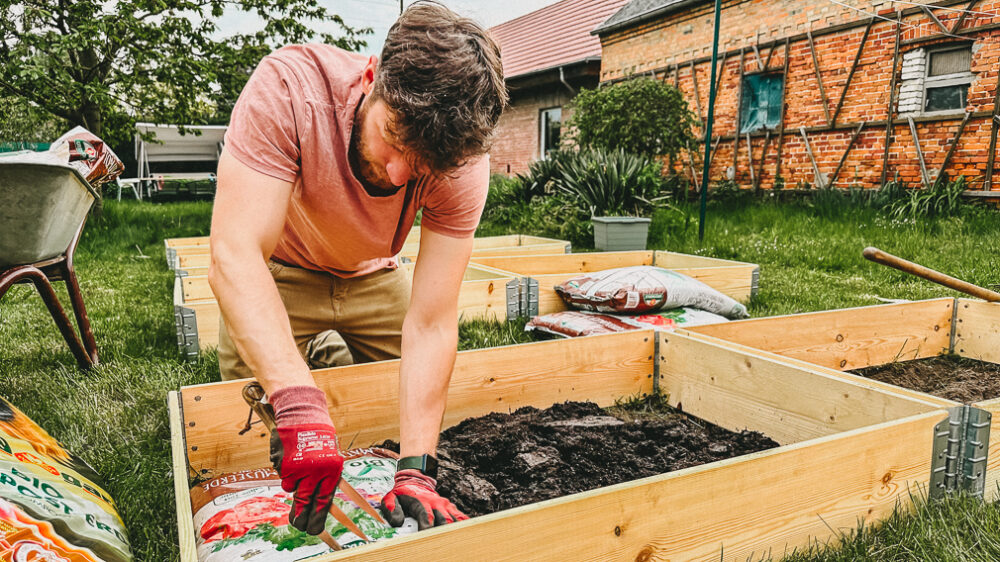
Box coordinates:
[559,66,576,96]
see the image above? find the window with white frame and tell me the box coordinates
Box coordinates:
[898,44,975,116]
[539,107,562,158]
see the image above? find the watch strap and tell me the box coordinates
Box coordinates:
[397,454,439,479]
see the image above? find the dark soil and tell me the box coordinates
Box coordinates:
[381,397,777,517]
[854,355,1000,403]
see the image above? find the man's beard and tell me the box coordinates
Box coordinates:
[350,98,405,197]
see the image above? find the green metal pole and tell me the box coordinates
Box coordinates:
[698,0,723,242]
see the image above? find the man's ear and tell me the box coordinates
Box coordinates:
[361,56,378,95]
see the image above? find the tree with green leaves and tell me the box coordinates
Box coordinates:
[0,1,369,146]
[565,77,696,160]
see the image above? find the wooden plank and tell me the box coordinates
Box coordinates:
[762,41,776,70]
[690,60,704,129]
[881,12,903,186]
[985,61,1000,190]
[733,48,745,177]
[934,111,971,186]
[713,51,730,101]
[688,299,955,371]
[832,18,875,127]
[679,329,957,408]
[311,411,944,561]
[168,392,199,562]
[800,127,826,188]
[921,5,950,35]
[180,331,657,475]
[751,43,764,71]
[754,131,771,193]
[190,300,221,350]
[973,396,1000,502]
[658,332,943,444]
[955,298,1000,363]
[829,121,867,187]
[951,0,979,34]
[165,236,210,248]
[745,133,756,190]
[775,38,791,184]
[807,31,832,126]
[908,117,932,187]
[471,252,655,275]
[653,250,757,269]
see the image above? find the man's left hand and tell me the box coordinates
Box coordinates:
[379,469,468,530]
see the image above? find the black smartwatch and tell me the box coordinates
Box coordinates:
[397,454,439,479]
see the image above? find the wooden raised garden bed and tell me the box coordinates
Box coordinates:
[164,233,570,271]
[172,263,521,360]
[687,298,1000,500]
[169,330,952,560]
[469,251,759,316]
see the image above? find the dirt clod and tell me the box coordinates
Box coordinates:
[382,399,777,517]
[854,355,1000,403]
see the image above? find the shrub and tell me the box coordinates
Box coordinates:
[565,78,696,159]
[889,177,968,219]
[553,148,669,217]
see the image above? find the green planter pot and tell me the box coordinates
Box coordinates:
[592,216,651,251]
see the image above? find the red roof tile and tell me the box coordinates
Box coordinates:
[489,0,629,79]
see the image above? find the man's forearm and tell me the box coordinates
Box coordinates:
[208,247,313,394]
[398,316,458,458]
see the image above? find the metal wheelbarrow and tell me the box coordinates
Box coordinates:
[0,160,100,368]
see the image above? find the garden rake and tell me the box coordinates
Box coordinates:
[863,247,1000,302]
[242,382,388,551]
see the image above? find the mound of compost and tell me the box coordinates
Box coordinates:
[855,355,1000,403]
[382,400,777,517]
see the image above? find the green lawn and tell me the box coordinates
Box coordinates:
[1,197,998,560]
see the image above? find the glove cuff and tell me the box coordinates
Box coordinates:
[395,468,437,490]
[270,385,333,427]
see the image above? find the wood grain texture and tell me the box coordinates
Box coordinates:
[973,397,1000,502]
[471,251,655,274]
[180,331,656,475]
[659,332,944,445]
[168,392,199,562]
[679,330,956,408]
[293,412,946,561]
[954,299,1000,363]
[164,236,209,248]
[689,299,954,371]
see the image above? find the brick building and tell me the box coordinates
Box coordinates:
[489,0,628,176]
[593,0,1000,193]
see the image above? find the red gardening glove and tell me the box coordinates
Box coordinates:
[268,385,344,536]
[379,469,468,530]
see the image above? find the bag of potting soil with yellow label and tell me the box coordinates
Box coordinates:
[555,266,749,319]
[190,447,415,561]
[0,396,132,562]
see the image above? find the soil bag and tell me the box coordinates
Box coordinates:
[555,266,749,319]
[526,308,729,338]
[0,126,123,189]
[0,396,132,562]
[191,447,415,561]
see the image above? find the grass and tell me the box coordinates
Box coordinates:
[1,196,999,560]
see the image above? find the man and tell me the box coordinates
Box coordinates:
[208,2,507,537]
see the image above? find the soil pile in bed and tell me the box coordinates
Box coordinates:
[855,355,1000,403]
[382,399,777,517]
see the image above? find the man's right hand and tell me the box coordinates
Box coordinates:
[268,386,344,536]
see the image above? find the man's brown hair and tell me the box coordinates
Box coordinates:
[373,1,508,173]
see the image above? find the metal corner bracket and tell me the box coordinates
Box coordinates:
[520,277,539,318]
[751,267,761,299]
[505,278,520,320]
[174,304,200,363]
[930,404,991,500]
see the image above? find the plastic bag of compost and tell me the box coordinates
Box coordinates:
[555,266,749,319]
[190,447,415,561]
[0,396,133,562]
[526,308,729,338]
[0,126,123,189]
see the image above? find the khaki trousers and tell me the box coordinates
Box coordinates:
[218,260,411,381]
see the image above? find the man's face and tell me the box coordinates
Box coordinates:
[352,96,425,192]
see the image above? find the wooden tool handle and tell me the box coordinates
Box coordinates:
[863,247,1000,302]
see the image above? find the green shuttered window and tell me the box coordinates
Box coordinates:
[740,74,784,134]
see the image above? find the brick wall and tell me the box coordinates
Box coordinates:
[599,0,1000,189]
[490,87,575,176]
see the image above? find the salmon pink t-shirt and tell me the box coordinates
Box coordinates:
[224,44,489,278]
